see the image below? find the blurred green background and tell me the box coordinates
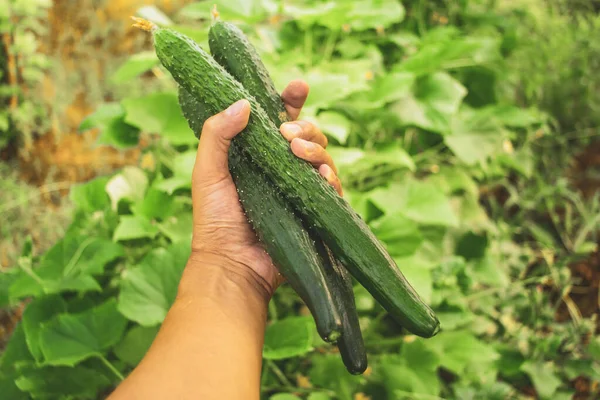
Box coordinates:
[1,0,599,399]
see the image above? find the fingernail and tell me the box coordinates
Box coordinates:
[300,139,316,151]
[282,123,302,138]
[226,100,246,116]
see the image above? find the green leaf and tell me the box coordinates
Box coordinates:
[288,0,404,30]
[9,235,123,299]
[114,325,159,366]
[15,363,112,399]
[110,51,159,84]
[0,267,22,308]
[38,299,127,366]
[155,150,196,194]
[113,215,159,241]
[445,108,507,165]
[180,0,277,23]
[270,395,301,400]
[379,345,440,398]
[118,242,190,326]
[307,394,331,400]
[347,72,415,110]
[263,317,314,360]
[106,166,148,210]
[79,103,140,148]
[427,331,499,375]
[310,354,362,400]
[157,212,193,244]
[371,214,423,257]
[22,295,67,362]
[131,187,176,220]
[122,92,196,145]
[394,257,433,304]
[369,180,458,226]
[301,69,369,113]
[70,176,111,212]
[520,361,562,399]
[0,324,34,375]
[314,112,351,144]
[0,377,27,400]
[392,72,466,133]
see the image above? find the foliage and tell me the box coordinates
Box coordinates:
[0,0,52,151]
[1,0,599,399]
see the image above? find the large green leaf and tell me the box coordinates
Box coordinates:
[123,92,196,145]
[314,112,352,144]
[310,354,363,400]
[288,0,404,30]
[118,242,190,326]
[263,317,314,360]
[427,331,499,376]
[110,51,159,84]
[371,214,423,257]
[14,363,112,399]
[113,215,160,241]
[21,295,67,362]
[378,340,441,398]
[180,0,277,23]
[79,103,140,148]
[157,212,193,244]
[69,176,111,212]
[520,361,562,399]
[346,72,415,110]
[9,234,123,299]
[131,187,176,220]
[155,151,196,194]
[369,179,458,227]
[445,108,507,165]
[38,299,127,366]
[114,325,159,366]
[0,324,34,375]
[392,72,467,133]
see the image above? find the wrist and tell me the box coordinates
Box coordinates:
[178,250,273,305]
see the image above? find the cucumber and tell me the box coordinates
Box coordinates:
[150,26,440,338]
[178,88,342,342]
[209,20,290,126]
[319,243,368,374]
[207,21,367,372]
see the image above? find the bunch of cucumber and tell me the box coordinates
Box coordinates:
[134,14,439,374]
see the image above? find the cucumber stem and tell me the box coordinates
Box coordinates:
[131,16,156,32]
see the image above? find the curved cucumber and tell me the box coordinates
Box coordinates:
[178,88,342,342]
[209,20,290,126]
[207,21,368,372]
[153,27,439,338]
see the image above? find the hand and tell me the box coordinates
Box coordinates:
[187,80,341,297]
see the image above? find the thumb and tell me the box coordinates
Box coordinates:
[193,99,250,183]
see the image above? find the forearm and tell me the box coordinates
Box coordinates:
[109,253,270,400]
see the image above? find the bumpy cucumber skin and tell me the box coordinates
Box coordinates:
[207,22,368,371]
[209,21,290,126]
[155,28,440,338]
[178,88,342,342]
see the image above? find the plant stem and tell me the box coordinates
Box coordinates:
[266,359,292,387]
[97,354,125,381]
[322,29,339,62]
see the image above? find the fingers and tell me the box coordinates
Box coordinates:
[319,164,343,196]
[281,79,309,120]
[290,138,337,174]
[280,120,328,148]
[193,99,250,184]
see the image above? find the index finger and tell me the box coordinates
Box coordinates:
[281,80,309,121]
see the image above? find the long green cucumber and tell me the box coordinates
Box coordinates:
[208,20,290,126]
[208,21,368,372]
[178,88,342,342]
[148,25,439,337]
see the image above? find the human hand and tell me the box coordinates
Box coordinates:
[186,80,341,297]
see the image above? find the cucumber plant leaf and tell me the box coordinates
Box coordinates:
[114,325,159,366]
[118,242,190,326]
[113,215,160,241]
[21,295,67,362]
[122,92,197,146]
[38,299,127,366]
[263,316,314,360]
[70,176,111,213]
